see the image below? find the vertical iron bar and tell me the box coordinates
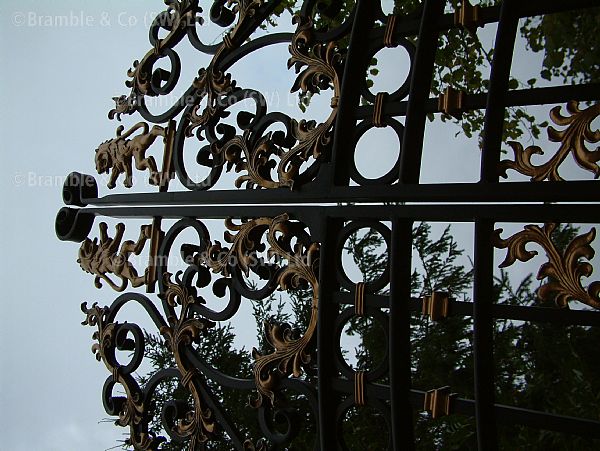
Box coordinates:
[331,0,375,187]
[317,216,342,450]
[398,0,445,184]
[473,219,497,450]
[390,219,415,449]
[474,5,517,443]
[480,0,519,182]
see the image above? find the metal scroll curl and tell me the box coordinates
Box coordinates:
[81,293,218,450]
[159,274,219,448]
[108,0,349,191]
[175,9,346,190]
[109,0,198,121]
[500,101,600,181]
[493,223,600,309]
[199,214,321,406]
[109,0,275,123]
[80,214,320,449]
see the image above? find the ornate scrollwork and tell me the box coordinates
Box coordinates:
[82,286,219,450]
[186,0,263,135]
[108,0,348,191]
[160,272,217,447]
[277,13,343,186]
[78,222,152,291]
[81,302,165,450]
[201,214,320,405]
[493,223,600,309]
[95,123,168,189]
[208,13,344,189]
[500,101,600,181]
[109,0,199,120]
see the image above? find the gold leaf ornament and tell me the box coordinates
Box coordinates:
[202,215,320,406]
[159,273,217,445]
[500,101,600,181]
[493,223,600,309]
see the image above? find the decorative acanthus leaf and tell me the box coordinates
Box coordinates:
[202,215,320,406]
[500,101,600,181]
[494,223,600,309]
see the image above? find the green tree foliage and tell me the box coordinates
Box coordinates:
[267,1,599,144]
[132,324,257,451]
[520,8,600,85]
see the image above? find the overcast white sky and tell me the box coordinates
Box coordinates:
[0,1,597,450]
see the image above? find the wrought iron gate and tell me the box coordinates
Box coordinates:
[56,0,600,449]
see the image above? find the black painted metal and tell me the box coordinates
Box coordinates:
[56,0,600,449]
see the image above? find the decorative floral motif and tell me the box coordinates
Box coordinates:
[218,132,289,189]
[160,272,217,447]
[209,13,344,189]
[493,223,600,309]
[202,215,320,405]
[500,101,600,181]
[185,0,263,135]
[278,13,343,185]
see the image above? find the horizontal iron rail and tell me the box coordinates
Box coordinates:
[331,292,600,327]
[82,181,600,206]
[376,0,598,36]
[84,203,600,223]
[358,83,600,119]
[329,382,600,438]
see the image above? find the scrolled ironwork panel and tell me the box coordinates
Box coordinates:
[57,0,600,450]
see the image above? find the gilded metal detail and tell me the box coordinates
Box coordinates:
[146,218,165,293]
[454,0,481,32]
[383,14,398,48]
[500,101,600,181]
[78,222,152,291]
[283,14,342,183]
[185,1,263,134]
[422,292,450,321]
[109,0,344,191]
[354,370,366,407]
[209,13,343,189]
[81,302,164,450]
[424,386,456,419]
[95,123,168,189]
[373,92,388,127]
[109,0,199,120]
[202,214,320,405]
[159,120,177,191]
[160,273,217,447]
[438,87,465,119]
[354,282,366,316]
[493,223,600,309]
